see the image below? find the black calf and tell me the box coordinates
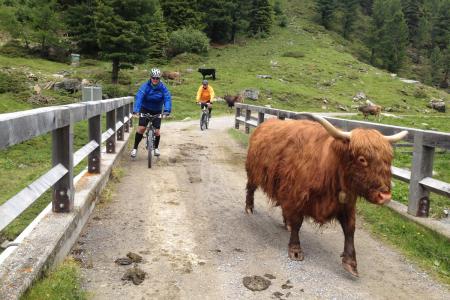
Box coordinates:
[198,68,216,80]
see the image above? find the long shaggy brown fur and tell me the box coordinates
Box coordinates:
[245,119,394,224]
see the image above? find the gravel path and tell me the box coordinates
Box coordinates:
[76,116,448,300]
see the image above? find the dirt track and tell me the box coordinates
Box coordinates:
[77,116,448,299]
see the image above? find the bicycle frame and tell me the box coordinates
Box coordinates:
[199,103,210,131]
[140,113,162,168]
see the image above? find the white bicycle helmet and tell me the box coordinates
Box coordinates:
[150,68,161,78]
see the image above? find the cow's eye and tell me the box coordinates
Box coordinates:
[357,156,368,167]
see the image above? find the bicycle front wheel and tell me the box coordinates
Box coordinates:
[147,133,153,168]
[200,113,206,131]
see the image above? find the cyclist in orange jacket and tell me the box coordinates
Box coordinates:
[196,80,215,118]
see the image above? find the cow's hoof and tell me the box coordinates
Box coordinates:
[245,205,253,214]
[283,219,291,231]
[288,244,304,261]
[342,258,358,277]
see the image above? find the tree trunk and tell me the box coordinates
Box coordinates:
[440,69,449,89]
[23,34,30,49]
[370,48,375,65]
[112,58,120,84]
[41,36,47,58]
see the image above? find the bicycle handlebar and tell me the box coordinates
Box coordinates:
[139,113,162,119]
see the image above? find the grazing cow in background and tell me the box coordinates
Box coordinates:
[198,68,216,80]
[162,71,181,85]
[224,94,243,110]
[245,115,407,276]
[358,104,382,120]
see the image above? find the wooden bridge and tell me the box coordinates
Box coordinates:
[0,99,449,299]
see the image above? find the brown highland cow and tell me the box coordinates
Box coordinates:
[245,115,407,276]
[358,104,382,120]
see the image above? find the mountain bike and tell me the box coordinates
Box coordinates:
[140,113,162,168]
[198,103,210,131]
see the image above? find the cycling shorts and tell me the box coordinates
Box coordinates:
[138,107,161,129]
[200,102,212,109]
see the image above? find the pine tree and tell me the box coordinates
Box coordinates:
[274,0,283,15]
[368,0,387,64]
[429,46,443,85]
[65,0,99,55]
[439,47,449,88]
[4,0,65,55]
[0,5,22,42]
[316,0,336,29]
[160,0,203,31]
[378,0,409,72]
[29,0,64,57]
[147,5,168,60]
[431,0,450,50]
[230,0,251,42]
[417,15,432,49]
[198,0,234,42]
[341,0,359,39]
[249,0,273,36]
[94,0,157,83]
[403,0,423,46]
[359,0,373,15]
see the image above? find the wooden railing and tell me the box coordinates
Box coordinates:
[0,97,134,232]
[235,103,450,218]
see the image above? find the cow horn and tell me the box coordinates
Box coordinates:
[303,113,351,140]
[384,130,408,143]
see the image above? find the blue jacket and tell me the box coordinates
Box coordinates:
[134,81,172,113]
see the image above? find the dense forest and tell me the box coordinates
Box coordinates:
[0,0,448,88]
[315,0,449,88]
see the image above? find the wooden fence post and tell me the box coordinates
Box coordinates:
[116,106,124,141]
[106,109,116,153]
[408,131,435,217]
[258,112,265,125]
[88,114,101,174]
[129,103,134,127]
[235,107,241,129]
[52,111,74,212]
[124,103,130,133]
[245,109,251,134]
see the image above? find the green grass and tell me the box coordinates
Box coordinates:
[0,55,71,74]
[228,127,450,285]
[0,93,32,112]
[340,114,450,218]
[227,128,249,147]
[0,120,91,243]
[21,258,86,300]
[357,201,450,284]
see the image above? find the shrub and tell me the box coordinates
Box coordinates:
[119,63,134,70]
[0,71,26,94]
[102,84,131,98]
[282,51,305,58]
[413,86,428,98]
[80,59,99,67]
[167,28,209,58]
[170,53,205,65]
[278,15,288,27]
[0,40,31,58]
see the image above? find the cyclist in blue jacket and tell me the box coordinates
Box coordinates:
[131,68,172,158]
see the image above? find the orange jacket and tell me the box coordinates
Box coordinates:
[196,85,215,103]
